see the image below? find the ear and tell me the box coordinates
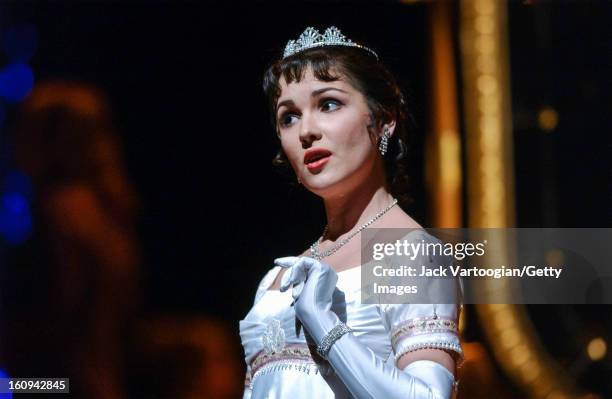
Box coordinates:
[379,119,397,139]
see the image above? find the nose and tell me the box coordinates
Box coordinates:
[298,112,322,147]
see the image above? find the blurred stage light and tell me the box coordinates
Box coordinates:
[538,106,559,132]
[2,170,33,200]
[0,192,32,245]
[0,63,34,103]
[0,170,33,245]
[587,337,607,361]
[3,23,38,63]
[0,368,12,399]
[0,103,5,127]
[545,249,564,267]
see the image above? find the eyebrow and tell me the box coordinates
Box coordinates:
[276,87,349,113]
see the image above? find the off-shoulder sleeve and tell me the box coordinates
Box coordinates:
[381,302,463,366]
[379,231,464,366]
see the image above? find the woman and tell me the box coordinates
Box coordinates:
[240,27,462,399]
[6,80,140,399]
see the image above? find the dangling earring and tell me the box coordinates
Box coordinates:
[378,127,391,156]
[297,176,302,185]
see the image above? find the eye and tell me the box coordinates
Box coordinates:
[321,99,342,112]
[279,112,299,127]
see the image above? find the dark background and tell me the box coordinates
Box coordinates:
[0,0,431,325]
[0,1,611,397]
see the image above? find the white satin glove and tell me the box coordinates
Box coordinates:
[276,256,340,343]
[275,256,456,399]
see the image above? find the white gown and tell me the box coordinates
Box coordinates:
[239,237,463,398]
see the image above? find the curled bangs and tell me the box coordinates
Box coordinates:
[263,49,359,131]
[262,45,413,206]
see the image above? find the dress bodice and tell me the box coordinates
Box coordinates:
[240,267,462,399]
[238,232,463,399]
[240,266,393,398]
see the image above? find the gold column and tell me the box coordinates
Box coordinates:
[426,0,463,228]
[459,1,579,397]
[460,0,515,227]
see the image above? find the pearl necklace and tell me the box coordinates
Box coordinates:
[310,198,399,260]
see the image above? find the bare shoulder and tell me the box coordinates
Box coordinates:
[380,206,423,229]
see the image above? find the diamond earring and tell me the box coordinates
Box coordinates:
[379,127,391,156]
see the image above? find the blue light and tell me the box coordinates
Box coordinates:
[0,171,33,246]
[2,193,27,214]
[3,24,38,63]
[0,63,34,103]
[0,368,12,398]
[2,170,33,200]
[0,192,32,245]
[0,103,5,127]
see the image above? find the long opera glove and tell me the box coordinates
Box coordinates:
[276,256,455,399]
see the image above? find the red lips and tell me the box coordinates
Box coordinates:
[303,148,332,165]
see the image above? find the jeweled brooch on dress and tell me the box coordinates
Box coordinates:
[262,318,285,355]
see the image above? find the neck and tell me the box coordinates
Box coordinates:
[322,182,394,242]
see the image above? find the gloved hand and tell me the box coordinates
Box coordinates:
[275,256,456,399]
[276,256,340,344]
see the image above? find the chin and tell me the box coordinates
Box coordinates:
[303,175,350,198]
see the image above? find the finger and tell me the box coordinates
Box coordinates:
[290,257,314,284]
[292,281,304,300]
[280,261,305,292]
[296,257,323,273]
[274,256,300,268]
[279,266,295,292]
[280,258,311,292]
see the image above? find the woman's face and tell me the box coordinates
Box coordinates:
[276,67,387,198]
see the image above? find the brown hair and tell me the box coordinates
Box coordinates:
[262,45,413,206]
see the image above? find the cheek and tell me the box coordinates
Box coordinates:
[335,119,375,153]
[280,139,301,169]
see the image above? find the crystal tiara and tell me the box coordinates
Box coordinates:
[282,26,378,60]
